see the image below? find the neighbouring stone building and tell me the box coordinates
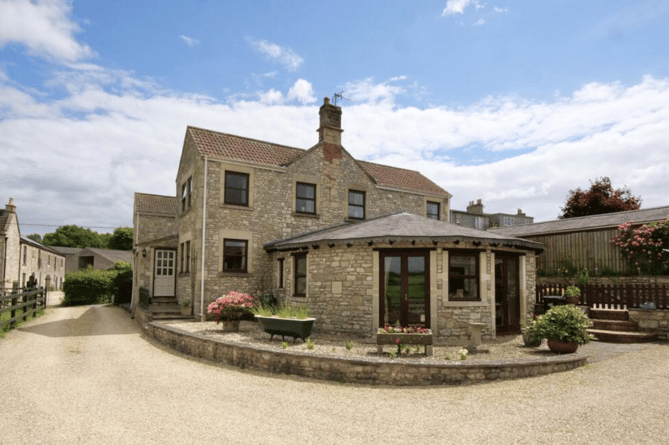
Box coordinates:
[0,198,66,292]
[133,99,544,342]
[450,198,534,230]
[51,246,132,274]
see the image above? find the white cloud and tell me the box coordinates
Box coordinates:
[342,77,406,105]
[475,19,486,26]
[442,0,483,16]
[494,7,508,14]
[2,62,669,232]
[179,35,200,47]
[287,79,316,104]
[259,88,284,105]
[249,39,303,72]
[0,0,94,62]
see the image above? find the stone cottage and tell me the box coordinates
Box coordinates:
[132,99,543,342]
[1,198,66,292]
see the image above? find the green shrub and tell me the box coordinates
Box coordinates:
[112,261,132,305]
[63,267,116,306]
[532,305,593,346]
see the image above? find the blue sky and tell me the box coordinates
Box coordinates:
[1,0,669,236]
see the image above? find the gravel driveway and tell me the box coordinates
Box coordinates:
[1,305,668,444]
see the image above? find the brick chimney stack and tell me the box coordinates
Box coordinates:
[318,97,343,145]
[5,198,16,213]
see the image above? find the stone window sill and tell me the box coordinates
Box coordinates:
[178,272,190,277]
[218,272,254,277]
[443,300,487,307]
[293,212,319,219]
[222,204,253,211]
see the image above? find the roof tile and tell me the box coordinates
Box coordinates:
[187,127,449,197]
[134,193,178,216]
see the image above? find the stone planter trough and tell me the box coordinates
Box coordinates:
[376,330,433,356]
[255,315,316,343]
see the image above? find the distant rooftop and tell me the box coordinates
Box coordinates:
[491,205,669,237]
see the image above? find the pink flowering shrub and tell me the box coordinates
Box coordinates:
[610,219,669,274]
[207,291,254,323]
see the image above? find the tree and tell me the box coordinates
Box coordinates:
[26,233,42,243]
[559,177,641,219]
[42,225,108,248]
[108,227,134,250]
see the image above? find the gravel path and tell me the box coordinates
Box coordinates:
[1,305,668,444]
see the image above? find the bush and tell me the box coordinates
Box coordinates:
[62,267,116,306]
[112,261,132,305]
[531,305,593,346]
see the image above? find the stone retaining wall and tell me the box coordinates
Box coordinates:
[146,321,587,386]
[629,309,669,340]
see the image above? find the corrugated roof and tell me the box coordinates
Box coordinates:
[265,212,543,252]
[187,127,450,197]
[134,193,178,216]
[491,205,669,237]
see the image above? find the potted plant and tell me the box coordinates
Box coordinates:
[180,298,191,316]
[207,291,254,332]
[532,305,592,353]
[252,302,316,343]
[520,317,542,347]
[563,285,581,305]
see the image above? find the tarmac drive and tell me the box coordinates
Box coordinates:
[1,304,668,445]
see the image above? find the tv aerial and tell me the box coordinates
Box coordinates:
[332,92,349,106]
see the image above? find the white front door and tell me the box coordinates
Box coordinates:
[154,249,175,297]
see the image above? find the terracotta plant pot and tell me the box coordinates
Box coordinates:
[219,320,240,332]
[547,338,579,354]
[565,296,580,305]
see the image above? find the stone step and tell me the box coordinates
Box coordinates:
[589,308,629,321]
[588,329,656,343]
[152,314,193,320]
[591,319,639,332]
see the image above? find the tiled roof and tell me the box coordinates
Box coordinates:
[491,205,669,237]
[188,127,303,166]
[134,193,178,216]
[20,237,64,256]
[187,127,450,197]
[266,212,543,252]
[357,161,449,196]
[0,210,8,234]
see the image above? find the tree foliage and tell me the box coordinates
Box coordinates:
[108,227,134,250]
[40,225,133,250]
[26,233,42,243]
[559,177,641,219]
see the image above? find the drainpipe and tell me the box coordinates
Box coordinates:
[199,155,208,321]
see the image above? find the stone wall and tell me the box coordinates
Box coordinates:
[1,212,20,288]
[269,241,536,344]
[629,309,669,340]
[180,138,450,315]
[146,320,587,386]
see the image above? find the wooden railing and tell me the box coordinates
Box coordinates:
[537,283,669,310]
[0,287,47,330]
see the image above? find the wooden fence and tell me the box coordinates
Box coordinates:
[0,287,47,330]
[536,283,669,310]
